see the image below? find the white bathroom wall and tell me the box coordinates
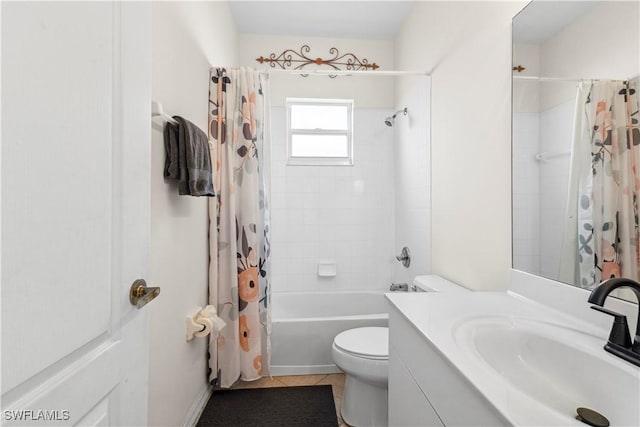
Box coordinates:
[148,2,237,425]
[395,1,527,291]
[238,34,395,108]
[512,43,540,114]
[269,106,395,292]
[539,1,639,111]
[393,76,432,284]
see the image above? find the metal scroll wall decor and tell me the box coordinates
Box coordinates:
[256,45,379,78]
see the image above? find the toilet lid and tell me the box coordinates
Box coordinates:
[334,327,388,359]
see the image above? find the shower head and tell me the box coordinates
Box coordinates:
[384,107,408,127]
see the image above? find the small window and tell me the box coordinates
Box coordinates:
[287,98,354,166]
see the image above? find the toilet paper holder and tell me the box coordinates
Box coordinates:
[186,305,226,342]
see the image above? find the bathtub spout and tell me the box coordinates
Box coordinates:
[389,283,409,292]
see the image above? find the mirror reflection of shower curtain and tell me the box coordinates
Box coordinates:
[558,83,591,284]
[208,67,271,388]
[561,80,640,289]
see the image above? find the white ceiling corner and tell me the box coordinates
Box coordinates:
[229,1,414,40]
[513,0,600,44]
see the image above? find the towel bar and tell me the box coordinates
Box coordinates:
[151,100,178,125]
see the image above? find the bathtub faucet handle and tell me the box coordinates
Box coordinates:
[395,247,411,268]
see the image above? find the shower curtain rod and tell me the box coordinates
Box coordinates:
[513,75,631,83]
[261,69,429,77]
[535,150,571,162]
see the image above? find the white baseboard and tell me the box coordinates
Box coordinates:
[183,383,213,427]
[269,364,342,376]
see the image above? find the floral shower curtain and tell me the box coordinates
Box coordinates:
[577,80,640,288]
[207,67,271,387]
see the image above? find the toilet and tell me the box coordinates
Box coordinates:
[332,276,468,426]
[332,326,389,427]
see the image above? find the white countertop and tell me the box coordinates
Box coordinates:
[386,291,640,426]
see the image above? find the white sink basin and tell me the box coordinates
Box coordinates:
[455,316,640,426]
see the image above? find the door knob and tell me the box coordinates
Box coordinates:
[129,279,160,309]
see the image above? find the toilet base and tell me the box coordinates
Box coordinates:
[341,374,388,427]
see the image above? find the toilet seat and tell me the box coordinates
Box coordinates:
[333,327,388,360]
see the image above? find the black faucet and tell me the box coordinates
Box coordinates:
[588,278,640,367]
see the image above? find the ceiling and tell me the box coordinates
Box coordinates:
[230,1,602,45]
[513,1,600,44]
[229,1,414,40]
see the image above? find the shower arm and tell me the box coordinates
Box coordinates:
[393,107,408,119]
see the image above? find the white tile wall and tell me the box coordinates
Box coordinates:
[539,99,574,278]
[512,98,574,279]
[512,112,541,274]
[393,77,431,284]
[270,107,395,292]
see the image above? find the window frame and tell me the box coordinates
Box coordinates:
[286,98,354,166]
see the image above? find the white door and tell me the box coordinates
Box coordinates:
[1,2,152,426]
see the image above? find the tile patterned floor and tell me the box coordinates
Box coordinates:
[230,374,349,427]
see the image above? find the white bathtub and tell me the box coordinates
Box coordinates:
[270,291,389,376]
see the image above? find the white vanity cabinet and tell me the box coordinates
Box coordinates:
[388,343,443,426]
[388,306,509,427]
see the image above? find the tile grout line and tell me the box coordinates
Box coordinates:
[312,374,329,385]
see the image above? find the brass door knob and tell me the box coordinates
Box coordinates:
[129,279,160,309]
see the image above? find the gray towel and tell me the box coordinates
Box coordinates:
[164,121,180,179]
[163,117,215,197]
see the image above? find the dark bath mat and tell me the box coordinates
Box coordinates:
[196,385,338,427]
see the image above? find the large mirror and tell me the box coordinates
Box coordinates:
[512,0,640,301]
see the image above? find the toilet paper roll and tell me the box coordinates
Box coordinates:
[201,305,217,317]
[194,317,213,338]
[210,316,226,332]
